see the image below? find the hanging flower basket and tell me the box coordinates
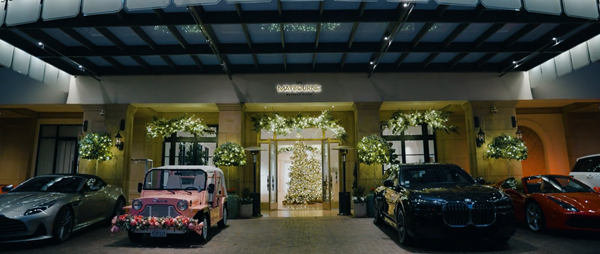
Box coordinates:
[357,134,392,166]
[79,131,113,161]
[250,110,347,140]
[486,134,528,161]
[146,114,213,140]
[381,109,458,135]
[212,142,247,167]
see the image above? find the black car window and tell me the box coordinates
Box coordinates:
[572,156,600,172]
[13,176,84,193]
[402,166,474,185]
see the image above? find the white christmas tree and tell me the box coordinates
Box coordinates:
[284,137,323,204]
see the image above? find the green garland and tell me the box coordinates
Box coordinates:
[79,132,113,161]
[146,114,213,140]
[486,134,528,161]
[381,109,458,135]
[250,110,347,140]
[212,142,247,167]
[357,135,392,166]
[278,146,321,154]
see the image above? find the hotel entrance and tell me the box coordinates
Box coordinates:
[259,128,341,211]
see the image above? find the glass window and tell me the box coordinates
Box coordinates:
[381,124,436,173]
[163,126,218,166]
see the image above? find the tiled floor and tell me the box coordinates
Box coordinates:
[261,209,340,217]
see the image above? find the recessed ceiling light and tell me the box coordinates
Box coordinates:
[332,106,334,108]
[264,106,267,109]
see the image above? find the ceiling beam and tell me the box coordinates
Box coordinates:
[503,23,541,48]
[475,53,497,68]
[190,55,205,72]
[235,4,259,70]
[412,23,435,48]
[422,53,439,68]
[442,23,469,48]
[36,42,562,59]
[95,27,151,72]
[154,9,189,50]
[101,56,126,72]
[189,6,232,78]
[448,52,469,68]
[8,10,591,30]
[474,23,505,47]
[395,53,409,68]
[342,3,367,70]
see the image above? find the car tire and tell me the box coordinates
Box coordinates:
[52,206,75,244]
[127,230,144,242]
[525,202,545,233]
[218,207,227,228]
[397,209,415,246]
[199,215,209,242]
[107,197,126,225]
[373,200,383,225]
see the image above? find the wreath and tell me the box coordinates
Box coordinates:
[212,142,247,167]
[357,134,392,165]
[381,109,458,135]
[251,110,347,140]
[146,114,213,140]
[79,131,113,161]
[486,134,528,161]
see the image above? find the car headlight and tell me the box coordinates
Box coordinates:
[548,196,579,212]
[132,199,143,210]
[410,197,445,206]
[177,200,188,211]
[24,200,57,216]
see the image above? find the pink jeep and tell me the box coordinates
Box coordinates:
[112,165,228,242]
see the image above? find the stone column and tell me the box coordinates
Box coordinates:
[463,101,521,183]
[80,104,136,197]
[352,102,383,192]
[216,103,245,194]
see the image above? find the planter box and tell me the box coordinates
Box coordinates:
[227,194,240,219]
[240,203,252,219]
[354,202,367,218]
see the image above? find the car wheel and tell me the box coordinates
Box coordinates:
[526,202,545,232]
[218,208,227,227]
[373,204,383,225]
[52,206,75,244]
[127,230,144,242]
[199,216,209,242]
[112,197,125,217]
[397,209,415,246]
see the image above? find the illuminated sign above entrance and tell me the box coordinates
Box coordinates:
[276,84,322,95]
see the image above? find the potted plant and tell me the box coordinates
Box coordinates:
[239,187,253,219]
[227,188,240,219]
[353,186,367,218]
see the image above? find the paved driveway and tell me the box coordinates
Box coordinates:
[2,216,600,254]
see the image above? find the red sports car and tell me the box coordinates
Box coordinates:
[493,175,600,232]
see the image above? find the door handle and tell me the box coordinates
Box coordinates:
[266,176,271,191]
[271,176,275,191]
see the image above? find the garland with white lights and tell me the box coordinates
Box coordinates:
[79,132,113,161]
[146,114,213,140]
[486,134,528,161]
[381,109,458,135]
[278,146,321,154]
[250,110,347,140]
[260,23,341,32]
[212,142,247,167]
[357,135,392,166]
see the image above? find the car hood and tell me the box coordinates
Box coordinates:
[548,193,600,211]
[412,184,505,202]
[137,192,203,207]
[0,192,67,215]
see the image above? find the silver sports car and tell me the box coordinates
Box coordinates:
[0,174,126,243]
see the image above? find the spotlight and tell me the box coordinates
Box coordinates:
[512,61,517,64]
[384,36,389,41]
[552,37,557,41]
[370,61,374,65]
[37,42,44,49]
[403,3,408,7]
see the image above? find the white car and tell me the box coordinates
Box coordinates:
[569,154,600,188]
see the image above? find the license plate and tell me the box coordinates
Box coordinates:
[150,229,167,237]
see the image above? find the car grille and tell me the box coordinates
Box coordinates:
[442,202,496,227]
[139,205,181,218]
[0,215,28,236]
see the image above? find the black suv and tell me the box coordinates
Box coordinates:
[373,163,515,245]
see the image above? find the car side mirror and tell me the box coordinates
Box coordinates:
[476,177,486,185]
[594,186,600,193]
[1,185,13,192]
[137,183,142,193]
[383,180,394,187]
[208,183,215,194]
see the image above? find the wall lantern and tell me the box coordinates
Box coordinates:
[476,128,486,148]
[515,127,523,141]
[115,132,124,151]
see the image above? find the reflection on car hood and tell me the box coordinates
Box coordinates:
[0,192,68,214]
[412,184,504,201]
[549,193,600,211]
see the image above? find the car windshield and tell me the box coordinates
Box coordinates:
[401,166,475,186]
[144,169,207,191]
[526,176,592,193]
[12,176,83,193]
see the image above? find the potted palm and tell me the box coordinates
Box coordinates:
[353,186,367,218]
[239,187,253,219]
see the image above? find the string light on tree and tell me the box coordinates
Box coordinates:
[381,109,458,135]
[146,114,213,140]
[212,142,247,167]
[261,23,341,32]
[79,132,114,161]
[284,134,322,205]
[357,135,392,166]
[486,134,528,177]
[251,110,347,140]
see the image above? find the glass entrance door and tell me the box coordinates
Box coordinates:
[269,140,278,210]
[322,139,331,210]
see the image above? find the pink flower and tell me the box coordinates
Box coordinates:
[111,226,119,233]
[155,222,160,227]
[111,217,117,225]
[131,221,137,226]
[188,223,196,231]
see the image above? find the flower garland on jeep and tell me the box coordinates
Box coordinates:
[110,215,203,235]
[79,131,113,161]
[357,134,392,166]
[212,142,247,167]
[250,110,347,140]
[146,114,213,140]
[381,109,458,135]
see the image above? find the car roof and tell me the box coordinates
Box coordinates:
[37,174,95,178]
[576,154,600,161]
[152,165,224,175]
